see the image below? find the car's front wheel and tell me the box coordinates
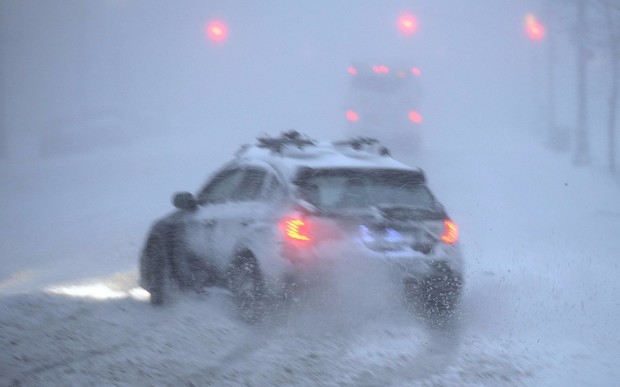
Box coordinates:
[227,248,266,323]
[140,233,169,306]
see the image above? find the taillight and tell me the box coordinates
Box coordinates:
[280,217,311,242]
[440,219,459,244]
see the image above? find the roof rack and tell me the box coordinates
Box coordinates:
[332,136,391,156]
[256,130,316,154]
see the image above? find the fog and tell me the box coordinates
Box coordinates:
[1,0,549,158]
[2,1,620,386]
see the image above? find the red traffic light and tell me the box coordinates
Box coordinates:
[408,111,423,124]
[205,20,228,43]
[346,110,359,122]
[525,14,545,41]
[397,13,418,36]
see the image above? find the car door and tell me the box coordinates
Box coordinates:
[184,167,244,271]
[207,166,272,262]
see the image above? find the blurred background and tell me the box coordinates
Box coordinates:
[2,0,615,169]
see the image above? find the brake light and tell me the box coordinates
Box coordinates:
[280,217,311,241]
[440,219,459,244]
[372,65,390,74]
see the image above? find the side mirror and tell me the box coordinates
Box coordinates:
[172,192,197,211]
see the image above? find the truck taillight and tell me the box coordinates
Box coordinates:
[280,217,311,242]
[440,219,459,244]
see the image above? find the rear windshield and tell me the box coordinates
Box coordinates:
[295,168,436,211]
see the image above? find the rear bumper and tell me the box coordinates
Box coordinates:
[274,238,464,292]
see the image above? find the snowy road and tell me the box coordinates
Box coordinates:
[0,288,541,386]
[1,126,620,386]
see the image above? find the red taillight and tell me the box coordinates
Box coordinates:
[440,219,459,244]
[280,217,311,241]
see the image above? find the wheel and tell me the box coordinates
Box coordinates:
[403,262,463,329]
[141,222,219,306]
[140,233,169,306]
[227,249,266,323]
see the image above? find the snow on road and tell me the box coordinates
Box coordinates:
[1,125,619,386]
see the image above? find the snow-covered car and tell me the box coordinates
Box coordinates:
[139,131,463,325]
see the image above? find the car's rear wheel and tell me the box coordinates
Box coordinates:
[227,249,266,323]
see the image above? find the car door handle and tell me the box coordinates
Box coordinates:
[241,219,254,226]
[202,219,216,227]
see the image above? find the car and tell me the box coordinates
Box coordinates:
[344,62,424,153]
[139,131,463,326]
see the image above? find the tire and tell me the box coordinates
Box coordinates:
[140,233,169,306]
[227,249,266,323]
[403,262,463,329]
[141,222,217,306]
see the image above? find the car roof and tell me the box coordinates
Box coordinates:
[233,132,421,182]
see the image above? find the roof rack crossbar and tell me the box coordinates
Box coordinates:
[256,130,316,154]
[333,136,391,156]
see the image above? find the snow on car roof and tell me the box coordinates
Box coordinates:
[235,133,418,181]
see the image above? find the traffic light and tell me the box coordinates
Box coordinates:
[397,13,418,36]
[525,14,545,41]
[205,20,228,43]
[346,110,359,122]
[408,111,423,124]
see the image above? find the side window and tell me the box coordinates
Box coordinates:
[263,174,286,203]
[197,168,243,204]
[231,168,267,201]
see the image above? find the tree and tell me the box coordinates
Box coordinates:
[541,1,561,151]
[561,0,620,172]
[529,0,618,171]
[597,0,620,174]
[573,0,591,165]
[542,0,593,163]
